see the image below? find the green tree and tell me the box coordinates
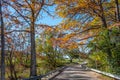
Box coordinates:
[36,28,64,70]
[88,27,120,74]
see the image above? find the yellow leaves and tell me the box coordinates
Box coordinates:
[11,0,16,2]
[90,17,101,26]
[55,0,80,18]
[77,0,88,8]
[57,33,78,50]
[31,3,35,10]
[46,39,52,44]
[66,33,75,38]
[54,27,61,32]
[45,27,53,33]
[55,0,76,4]
[78,42,85,45]
[56,6,68,18]
[54,0,65,4]
[61,20,80,30]
[59,42,78,50]
[59,37,69,44]
[59,44,65,48]
[59,33,75,43]
[68,42,78,50]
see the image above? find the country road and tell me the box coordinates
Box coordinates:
[51,65,115,80]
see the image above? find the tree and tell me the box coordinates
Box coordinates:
[2,0,54,76]
[36,27,64,70]
[55,0,119,36]
[55,0,112,26]
[55,0,120,61]
[0,0,5,80]
[88,27,120,74]
[67,49,80,63]
[115,0,120,21]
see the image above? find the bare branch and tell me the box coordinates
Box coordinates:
[0,30,30,35]
[77,26,100,34]
[35,0,44,21]
[2,0,30,25]
[76,35,97,41]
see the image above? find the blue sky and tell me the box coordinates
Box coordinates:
[39,5,63,26]
[8,3,62,26]
[39,14,63,26]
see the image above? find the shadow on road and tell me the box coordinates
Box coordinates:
[51,65,97,80]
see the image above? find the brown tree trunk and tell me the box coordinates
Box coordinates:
[30,22,37,77]
[115,0,120,22]
[99,2,107,28]
[0,0,5,80]
[99,1,113,61]
[70,58,73,63]
[30,0,37,77]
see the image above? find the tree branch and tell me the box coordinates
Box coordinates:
[0,30,30,35]
[2,0,30,25]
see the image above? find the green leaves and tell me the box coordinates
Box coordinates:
[88,27,120,74]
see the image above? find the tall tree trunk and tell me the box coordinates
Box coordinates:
[99,2,107,28]
[0,0,5,80]
[70,58,73,63]
[30,0,37,77]
[30,22,37,77]
[99,1,113,62]
[115,0,120,22]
